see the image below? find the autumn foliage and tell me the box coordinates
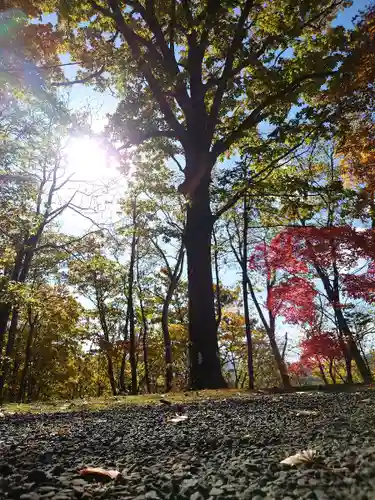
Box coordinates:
[249,238,317,325]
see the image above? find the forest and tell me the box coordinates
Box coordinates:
[1,0,375,403]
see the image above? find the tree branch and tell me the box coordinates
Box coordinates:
[212,70,335,158]
[208,0,254,138]
[51,66,105,86]
[98,0,187,145]
[213,139,306,220]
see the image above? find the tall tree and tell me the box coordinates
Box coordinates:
[22,0,354,388]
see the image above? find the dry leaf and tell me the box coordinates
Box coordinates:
[79,467,120,480]
[280,449,316,466]
[169,414,188,423]
[294,410,319,416]
[360,398,372,403]
[160,398,172,405]
[0,412,4,418]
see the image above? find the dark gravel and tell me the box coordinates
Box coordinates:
[1,391,375,499]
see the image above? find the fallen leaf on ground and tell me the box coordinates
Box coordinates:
[0,412,4,418]
[280,449,316,466]
[79,467,120,480]
[293,410,319,416]
[168,414,188,423]
[360,398,372,403]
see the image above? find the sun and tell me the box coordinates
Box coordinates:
[65,136,113,182]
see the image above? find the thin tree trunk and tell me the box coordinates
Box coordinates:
[281,333,288,361]
[212,229,222,330]
[127,198,138,395]
[242,195,254,390]
[160,245,184,392]
[227,223,290,389]
[337,333,353,384]
[0,247,25,362]
[137,259,151,394]
[268,314,291,389]
[95,285,117,395]
[315,264,371,383]
[184,171,226,389]
[318,361,329,384]
[0,307,19,402]
[119,304,130,393]
[329,359,336,384]
[18,309,37,402]
[335,307,370,383]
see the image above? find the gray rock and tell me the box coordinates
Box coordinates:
[20,494,41,500]
[27,469,49,484]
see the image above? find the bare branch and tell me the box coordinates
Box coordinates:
[51,66,105,87]
[171,154,185,173]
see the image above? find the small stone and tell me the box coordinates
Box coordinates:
[71,479,87,487]
[145,492,160,500]
[50,465,65,476]
[39,452,54,464]
[314,491,328,500]
[182,478,199,490]
[0,462,13,476]
[190,493,203,500]
[38,487,57,494]
[20,494,41,500]
[209,487,224,496]
[27,469,48,484]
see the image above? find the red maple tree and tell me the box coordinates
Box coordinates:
[248,241,317,325]
[299,331,344,384]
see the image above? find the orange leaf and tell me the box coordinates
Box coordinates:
[78,467,120,480]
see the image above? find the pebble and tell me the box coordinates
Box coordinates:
[27,469,48,484]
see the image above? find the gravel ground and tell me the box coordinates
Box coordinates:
[1,391,375,500]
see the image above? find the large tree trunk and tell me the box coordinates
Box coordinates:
[184,172,226,389]
[242,195,254,390]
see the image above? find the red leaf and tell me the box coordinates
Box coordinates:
[78,467,120,480]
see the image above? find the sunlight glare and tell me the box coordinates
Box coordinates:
[66,136,113,182]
